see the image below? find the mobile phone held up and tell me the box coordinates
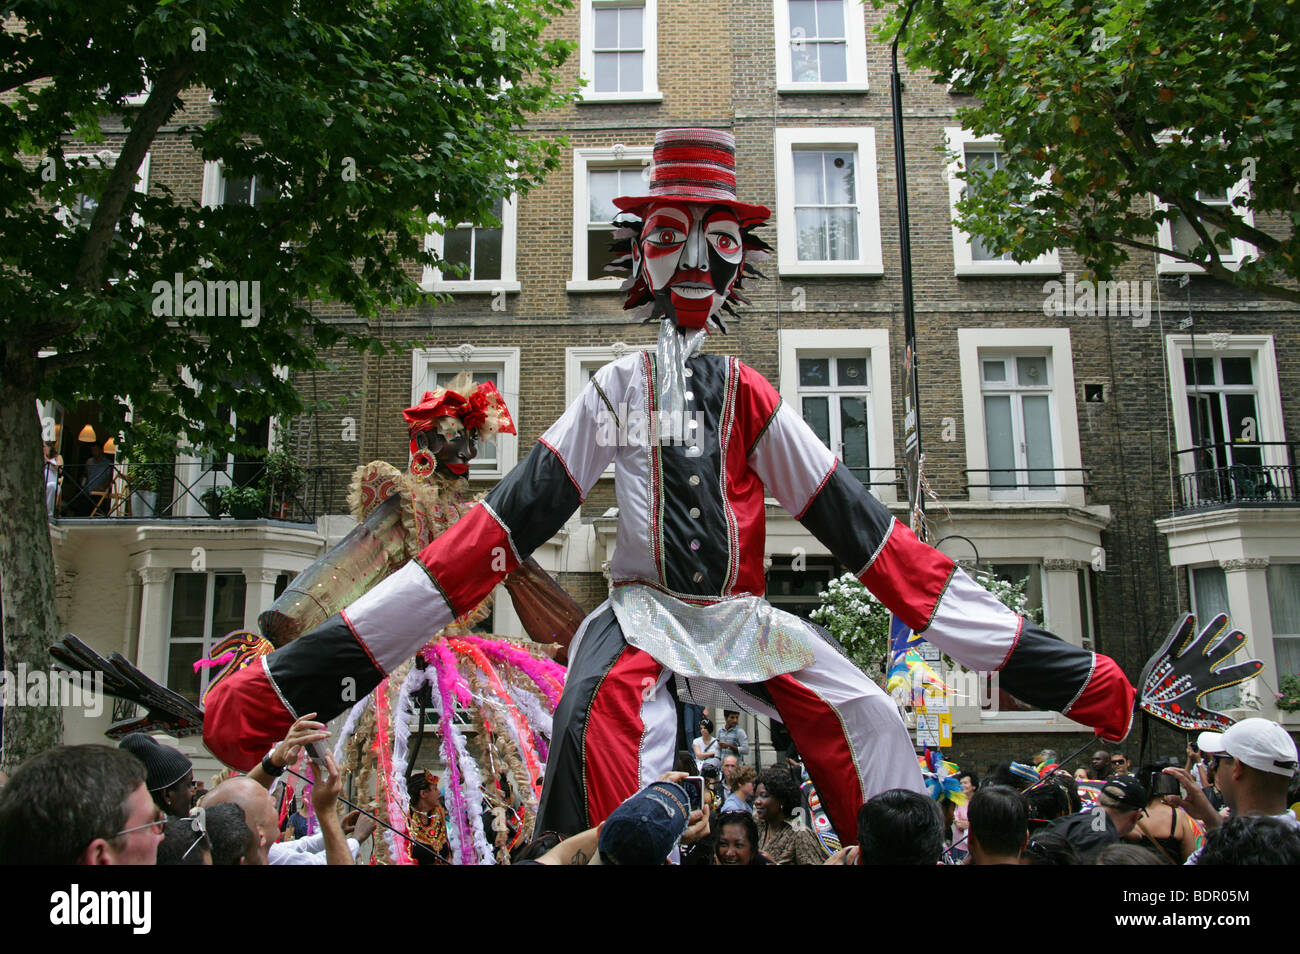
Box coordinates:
[681,776,705,813]
[1151,772,1181,797]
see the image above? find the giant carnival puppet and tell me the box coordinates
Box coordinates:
[202,129,1139,845]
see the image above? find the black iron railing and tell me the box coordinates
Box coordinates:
[53,460,348,524]
[964,467,1091,492]
[1172,442,1298,512]
[849,466,906,491]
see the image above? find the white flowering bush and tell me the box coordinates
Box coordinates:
[810,568,1040,681]
[810,574,892,680]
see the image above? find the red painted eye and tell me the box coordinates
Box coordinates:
[658,230,677,243]
[714,234,737,250]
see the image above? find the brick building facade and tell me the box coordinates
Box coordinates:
[45,2,1300,778]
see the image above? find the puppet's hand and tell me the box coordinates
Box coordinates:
[1139,614,1262,731]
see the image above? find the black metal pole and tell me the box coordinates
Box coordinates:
[892,0,925,522]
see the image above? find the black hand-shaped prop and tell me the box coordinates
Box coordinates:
[1138,613,1263,732]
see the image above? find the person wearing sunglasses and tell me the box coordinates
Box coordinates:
[1163,719,1299,865]
[0,744,164,864]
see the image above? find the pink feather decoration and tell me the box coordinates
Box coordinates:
[193,651,236,673]
[431,641,479,863]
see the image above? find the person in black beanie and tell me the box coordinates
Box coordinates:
[118,733,194,818]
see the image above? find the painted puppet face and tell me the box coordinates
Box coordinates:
[418,420,479,478]
[637,202,744,329]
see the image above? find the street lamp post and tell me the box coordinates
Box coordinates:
[891,0,926,531]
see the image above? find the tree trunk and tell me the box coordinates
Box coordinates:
[0,350,63,770]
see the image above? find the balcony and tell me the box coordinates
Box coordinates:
[1171,442,1298,514]
[52,459,349,524]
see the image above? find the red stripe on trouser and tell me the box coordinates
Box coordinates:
[583,646,664,826]
[202,661,294,771]
[1065,654,1137,742]
[764,673,864,848]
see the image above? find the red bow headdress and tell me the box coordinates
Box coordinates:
[403,372,517,455]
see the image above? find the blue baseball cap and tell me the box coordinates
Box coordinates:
[597,781,690,864]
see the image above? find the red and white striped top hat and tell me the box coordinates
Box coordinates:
[613,128,771,226]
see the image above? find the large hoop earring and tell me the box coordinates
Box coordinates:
[410,449,436,478]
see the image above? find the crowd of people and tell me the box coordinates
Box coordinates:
[0,716,373,865]
[1,709,1296,865]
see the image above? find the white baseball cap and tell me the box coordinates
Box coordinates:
[1215,718,1298,777]
[1197,731,1227,755]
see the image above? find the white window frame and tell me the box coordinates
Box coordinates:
[1267,563,1300,683]
[421,195,520,294]
[411,346,520,478]
[166,569,248,701]
[1164,334,1287,488]
[773,0,869,93]
[774,127,883,277]
[976,351,1061,503]
[200,160,265,208]
[579,0,662,103]
[173,366,281,516]
[568,145,654,292]
[1155,180,1256,274]
[125,80,151,107]
[566,343,650,479]
[957,328,1083,507]
[56,149,149,223]
[944,128,1061,277]
[778,329,895,503]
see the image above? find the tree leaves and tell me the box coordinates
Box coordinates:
[873,0,1300,302]
[2,0,577,451]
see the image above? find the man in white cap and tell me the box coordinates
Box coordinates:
[1164,717,1298,862]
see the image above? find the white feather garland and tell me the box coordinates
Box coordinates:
[445,715,495,864]
[389,665,428,817]
[427,660,467,866]
[505,683,554,743]
[332,695,373,763]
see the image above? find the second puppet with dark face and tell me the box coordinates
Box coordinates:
[402,376,516,481]
[417,420,478,478]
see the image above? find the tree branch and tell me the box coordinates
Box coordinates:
[37,349,98,374]
[1166,194,1231,273]
[1116,114,1283,255]
[1170,193,1283,254]
[1084,230,1300,305]
[54,53,198,336]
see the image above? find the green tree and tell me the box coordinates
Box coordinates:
[879,0,1300,302]
[0,0,573,768]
